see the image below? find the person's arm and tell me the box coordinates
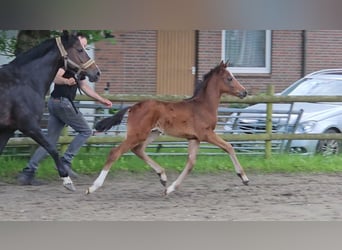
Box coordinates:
[54,68,77,86]
[78,80,113,108]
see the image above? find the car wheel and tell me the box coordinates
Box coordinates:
[316,129,341,156]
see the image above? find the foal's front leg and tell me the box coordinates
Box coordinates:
[207,133,249,185]
[165,139,200,195]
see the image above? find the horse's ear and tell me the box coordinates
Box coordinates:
[61,30,78,38]
[62,30,69,37]
[70,30,78,36]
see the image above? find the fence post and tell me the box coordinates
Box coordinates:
[265,84,274,158]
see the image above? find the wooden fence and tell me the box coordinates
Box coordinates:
[6,91,342,158]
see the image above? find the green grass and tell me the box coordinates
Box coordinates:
[1,146,342,183]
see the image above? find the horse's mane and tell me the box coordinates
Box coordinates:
[9,33,77,67]
[10,38,55,66]
[185,63,223,101]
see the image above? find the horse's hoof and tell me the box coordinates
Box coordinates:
[85,189,90,195]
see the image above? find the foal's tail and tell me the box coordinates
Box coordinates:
[95,106,130,132]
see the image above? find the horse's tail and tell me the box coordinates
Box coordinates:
[95,106,131,132]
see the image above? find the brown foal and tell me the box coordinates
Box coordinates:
[87,61,249,195]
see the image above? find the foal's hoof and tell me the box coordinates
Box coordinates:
[86,185,98,194]
[157,173,167,187]
[242,180,249,186]
[160,179,167,187]
[237,173,249,186]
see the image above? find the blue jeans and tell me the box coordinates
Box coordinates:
[26,97,92,172]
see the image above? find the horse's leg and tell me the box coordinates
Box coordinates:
[86,140,133,194]
[0,130,15,154]
[165,139,200,195]
[131,130,167,186]
[206,133,249,185]
[20,126,75,190]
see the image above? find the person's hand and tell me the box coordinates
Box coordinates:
[101,98,112,108]
[65,78,76,86]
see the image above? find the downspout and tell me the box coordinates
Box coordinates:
[194,30,199,87]
[301,30,307,77]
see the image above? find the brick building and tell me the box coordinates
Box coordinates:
[93,30,342,96]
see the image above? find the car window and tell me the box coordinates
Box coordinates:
[284,78,342,96]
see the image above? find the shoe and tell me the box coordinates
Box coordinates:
[62,177,76,191]
[61,157,79,179]
[17,171,47,186]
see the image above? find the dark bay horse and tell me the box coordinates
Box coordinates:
[0,31,100,190]
[87,61,249,195]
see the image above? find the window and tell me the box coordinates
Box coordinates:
[221,30,271,73]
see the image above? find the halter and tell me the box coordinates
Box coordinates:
[55,36,96,75]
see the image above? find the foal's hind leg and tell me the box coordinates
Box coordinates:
[165,139,200,195]
[131,130,167,186]
[206,133,249,185]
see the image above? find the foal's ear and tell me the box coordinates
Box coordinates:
[219,60,227,68]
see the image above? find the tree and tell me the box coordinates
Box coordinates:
[0,30,114,57]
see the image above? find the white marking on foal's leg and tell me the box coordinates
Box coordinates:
[165,181,177,195]
[230,155,249,185]
[62,176,76,191]
[86,170,109,194]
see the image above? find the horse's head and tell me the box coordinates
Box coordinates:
[217,60,247,99]
[58,31,101,82]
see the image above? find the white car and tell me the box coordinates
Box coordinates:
[224,69,342,155]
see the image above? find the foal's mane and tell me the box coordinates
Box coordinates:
[185,63,224,101]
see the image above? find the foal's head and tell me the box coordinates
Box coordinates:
[60,31,101,82]
[216,61,247,98]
